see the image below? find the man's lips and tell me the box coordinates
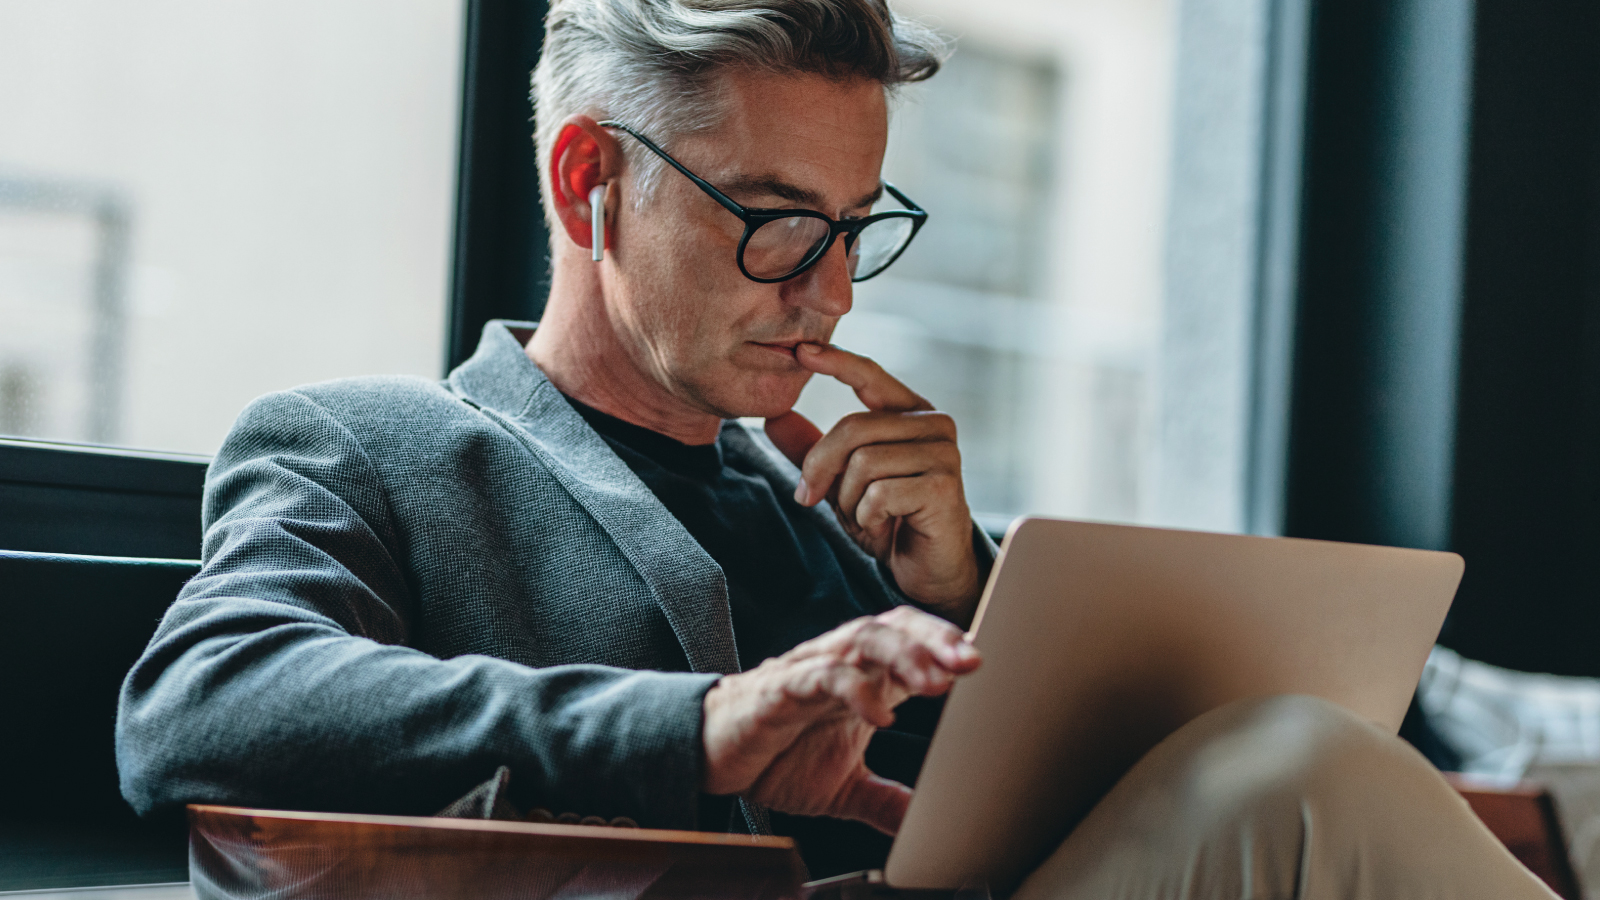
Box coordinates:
[749,340,808,358]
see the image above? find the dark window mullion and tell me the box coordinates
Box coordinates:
[447,0,552,373]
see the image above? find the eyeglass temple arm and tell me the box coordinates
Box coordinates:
[601,120,920,221]
[883,181,925,214]
[598,120,747,218]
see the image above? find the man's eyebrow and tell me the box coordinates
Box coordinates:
[853,184,885,210]
[720,174,884,211]
[721,174,823,207]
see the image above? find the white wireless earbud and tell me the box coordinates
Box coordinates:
[589,184,607,262]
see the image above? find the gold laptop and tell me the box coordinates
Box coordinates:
[880,516,1462,895]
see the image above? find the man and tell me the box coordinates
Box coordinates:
[117,0,1554,895]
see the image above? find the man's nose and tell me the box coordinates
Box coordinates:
[779,237,853,318]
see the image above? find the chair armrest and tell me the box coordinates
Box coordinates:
[1446,772,1582,899]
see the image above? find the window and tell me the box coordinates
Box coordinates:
[795,0,1182,528]
[0,1,464,455]
[0,183,125,442]
[3,0,1266,537]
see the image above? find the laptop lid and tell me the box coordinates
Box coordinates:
[884,517,1462,893]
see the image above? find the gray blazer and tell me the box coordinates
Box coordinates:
[115,321,928,833]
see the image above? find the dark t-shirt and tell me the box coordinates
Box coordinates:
[567,397,943,877]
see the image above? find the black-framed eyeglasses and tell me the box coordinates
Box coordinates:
[599,120,927,283]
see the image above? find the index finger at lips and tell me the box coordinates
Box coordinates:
[796,344,932,413]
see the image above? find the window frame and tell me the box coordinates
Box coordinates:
[446,0,552,371]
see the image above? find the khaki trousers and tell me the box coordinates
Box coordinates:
[1013,695,1558,900]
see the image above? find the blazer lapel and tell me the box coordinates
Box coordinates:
[448,321,741,676]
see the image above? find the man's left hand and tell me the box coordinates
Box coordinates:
[765,343,983,625]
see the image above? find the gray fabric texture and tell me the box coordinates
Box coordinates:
[115,320,968,833]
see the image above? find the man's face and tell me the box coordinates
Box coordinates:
[605,68,889,420]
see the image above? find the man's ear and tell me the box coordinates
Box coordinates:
[549,115,624,254]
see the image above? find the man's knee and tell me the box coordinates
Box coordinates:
[1151,695,1435,831]
[1020,695,1553,900]
[1020,697,1433,898]
[1184,693,1412,775]
[1065,694,1467,857]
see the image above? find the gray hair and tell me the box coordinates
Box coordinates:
[531,0,947,222]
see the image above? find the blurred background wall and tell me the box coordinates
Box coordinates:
[0,1,463,456]
[794,0,1184,529]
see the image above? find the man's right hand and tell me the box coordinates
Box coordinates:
[700,606,981,835]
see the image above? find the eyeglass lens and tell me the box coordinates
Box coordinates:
[742,214,916,281]
[743,216,832,280]
[851,216,916,280]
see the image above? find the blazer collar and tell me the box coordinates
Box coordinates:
[447,320,741,676]
[446,320,546,419]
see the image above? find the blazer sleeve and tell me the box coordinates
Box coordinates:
[115,389,718,829]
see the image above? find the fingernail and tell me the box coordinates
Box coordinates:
[954,643,978,662]
[798,342,822,355]
[793,478,809,505]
